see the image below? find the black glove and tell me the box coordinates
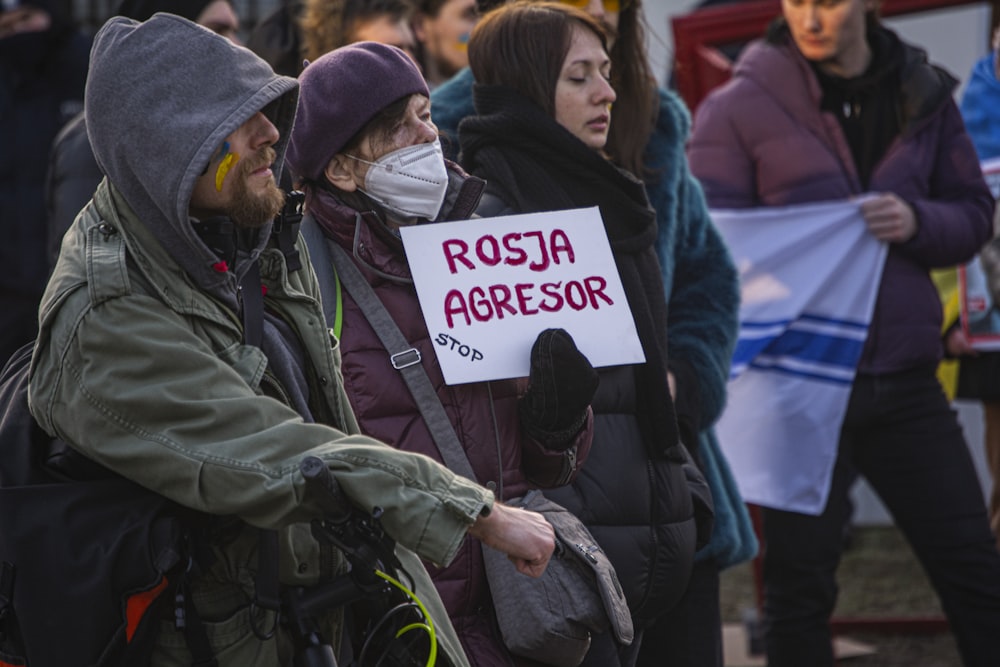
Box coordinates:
[519,328,599,449]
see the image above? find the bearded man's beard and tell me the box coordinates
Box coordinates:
[229,147,285,229]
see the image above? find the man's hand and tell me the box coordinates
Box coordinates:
[468,502,555,577]
[946,326,977,357]
[860,193,918,243]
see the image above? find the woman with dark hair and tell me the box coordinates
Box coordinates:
[434,4,754,663]
[458,3,730,665]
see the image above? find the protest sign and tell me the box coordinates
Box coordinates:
[399,207,644,385]
[959,157,1000,350]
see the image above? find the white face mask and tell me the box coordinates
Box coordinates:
[347,138,449,221]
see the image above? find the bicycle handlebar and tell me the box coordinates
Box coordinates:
[291,456,413,667]
[300,456,353,525]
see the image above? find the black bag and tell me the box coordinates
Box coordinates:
[0,342,210,667]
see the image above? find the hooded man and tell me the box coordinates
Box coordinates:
[46,0,240,271]
[28,14,554,665]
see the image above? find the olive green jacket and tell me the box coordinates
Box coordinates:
[28,179,488,665]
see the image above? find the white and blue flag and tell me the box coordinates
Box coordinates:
[713,200,888,515]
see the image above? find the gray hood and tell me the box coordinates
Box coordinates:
[85,14,299,295]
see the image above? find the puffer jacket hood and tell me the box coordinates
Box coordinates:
[85,14,299,299]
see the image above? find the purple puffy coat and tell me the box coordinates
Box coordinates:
[687,28,992,373]
[303,166,593,667]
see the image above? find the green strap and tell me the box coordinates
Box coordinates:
[332,265,343,340]
[300,213,344,340]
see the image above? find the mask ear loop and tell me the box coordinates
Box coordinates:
[341,153,395,211]
[342,153,378,168]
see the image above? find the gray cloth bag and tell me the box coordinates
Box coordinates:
[482,490,634,667]
[320,228,633,666]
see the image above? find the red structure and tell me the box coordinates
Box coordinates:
[670,0,998,640]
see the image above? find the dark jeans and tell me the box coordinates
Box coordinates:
[762,367,1000,667]
[635,558,723,667]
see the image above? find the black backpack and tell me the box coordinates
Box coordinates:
[0,193,310,666]
[0,341,216,667]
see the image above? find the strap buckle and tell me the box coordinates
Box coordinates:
[391,348,422,370]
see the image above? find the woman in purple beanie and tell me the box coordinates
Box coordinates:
[286,40,599,667]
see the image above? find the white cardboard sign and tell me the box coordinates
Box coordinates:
[399,206,645,385]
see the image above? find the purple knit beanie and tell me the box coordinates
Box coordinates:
[287,41,429,183]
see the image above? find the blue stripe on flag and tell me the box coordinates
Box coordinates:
[745,358,856,385]
[739,313,868,333]
[730,313,867,384]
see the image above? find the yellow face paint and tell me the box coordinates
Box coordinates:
[215,151,239,192]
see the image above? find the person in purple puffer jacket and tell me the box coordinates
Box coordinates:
[688,1,1000,666]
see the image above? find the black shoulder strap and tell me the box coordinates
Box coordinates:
[325,240,478,483]
[272,189,305,273]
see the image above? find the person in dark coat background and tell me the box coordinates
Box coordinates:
[45,0,240,272]
[246,0,304,76]
[1,0,89,366]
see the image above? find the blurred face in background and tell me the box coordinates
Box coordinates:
[0,5,50,39]
[781,0,873,77]
[196,0,241,45]
[413,0,478,80]
[351,15,418,61]
[556,0,621,43]
[554,22,615,150]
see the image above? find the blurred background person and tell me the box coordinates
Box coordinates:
[117,0,241,41]
[411,0,477,88]
[250,0,417,78]
[687,0,1000,665]
[299,0,417,66]
[246,0,304,76]
[45,0,242,274]
[942,23,1000,551]
[1,0,89,366]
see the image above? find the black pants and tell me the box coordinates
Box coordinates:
[0,289,38,370]
[762,367,1000,666]
[635,558,723,667]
